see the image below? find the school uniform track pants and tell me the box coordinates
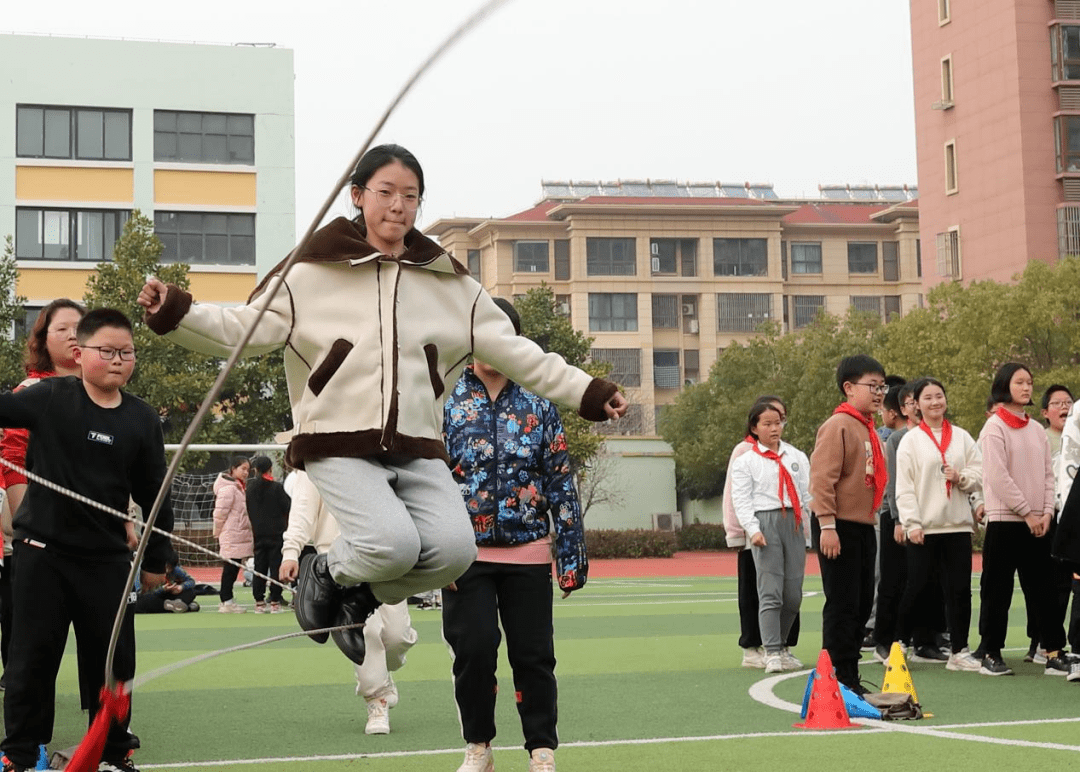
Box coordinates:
[442,561,558,752]
[2,541,135,769]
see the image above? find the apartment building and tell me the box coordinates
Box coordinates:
[0,33,295,327]
[427,180,921,437]
[910,0,1080,286]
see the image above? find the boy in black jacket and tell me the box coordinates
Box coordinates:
[245,455,290,612]
[0,309,174,772]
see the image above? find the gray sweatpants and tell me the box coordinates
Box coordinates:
[750,508,806,654]
[306,456,478,606]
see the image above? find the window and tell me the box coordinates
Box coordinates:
[590,348,641,387]
[847,242,878,274]
[588,293,638,331]
[555,294,572,322]
[781,241,788,280]
[586,237,636,276]
[1055,116,1080,172]
[14,305,46,340]
[653,350,680,389]
[851,296,902,323]
[554,239,570,280]
[916,239,922,277]
[713,238,767,276]
[154,212,256,265]
[882,241,900,282]
[938,0,950,24]
[16,105,131,161]
[936,228,961,279]
[716,293,771,332]
[514,241,549,273]
[652,294,679,329]
[884,295,902,321]
[792,296,824,329]
[467,249,481,282]
[1051,25,1080,81]
[154,110,255,164]
[944,140,958,193]
[650,238,697,276]
[790,242,823,274]
[940,56,954,104]
[15,208,129,261]
[684,349,700,384]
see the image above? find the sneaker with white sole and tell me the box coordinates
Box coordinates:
[254,602,269,614]
[909,645,949,663]
[269,602,285,613]
[529,748,555,772]
[780,648,802,670]
[218,600,246,614]
[764,653,783,673]
[1045,654,1072,676]
[1033,648,1048,665]
[1068,662,1080,682]
[456,743,494,772]
[741,647,764,668]
[364,697,390,734]
[946,648,982,672]
[980,653,1014,676]
[162,599,188,613]
[98,750,140,771]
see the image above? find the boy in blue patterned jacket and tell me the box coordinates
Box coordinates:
[441,298,584,772]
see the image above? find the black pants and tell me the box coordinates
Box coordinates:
[0,550,13,669]
[2,542,135,769]
[813,518,876,688]
[736,548,799,648]
[873,513,906,648]
[978,521,1066,655]
[442,561,557,752]
[898,532,972,653]
[1071,577,1080,652]
[219,559,243,603]
[252,540,284,604]
[134,587,197,613]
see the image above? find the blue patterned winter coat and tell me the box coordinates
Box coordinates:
[443,366,588,591]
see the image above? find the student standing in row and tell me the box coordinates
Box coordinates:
[893,378,983,673]
[730,401,810,674]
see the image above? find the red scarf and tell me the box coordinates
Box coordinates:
[744,435,756,445]
[751,442,803,525]
[833,403,887,512]
[261,472,274,481]
[918,419,954,498]
[996,406,1030,429]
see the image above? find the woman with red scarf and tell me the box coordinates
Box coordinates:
[977,363,1070,676]
[894,377,982,673]
[730,401,811,675]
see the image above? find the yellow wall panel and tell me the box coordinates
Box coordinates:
[17,269,256,306]
[16,167,133,202]
[154,171,256,206]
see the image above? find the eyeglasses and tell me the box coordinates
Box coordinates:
[1049,400,1074,409]
[853,382,888,395]
[47,325,77,337]
[362,187,422,210]
[81,345,136,362]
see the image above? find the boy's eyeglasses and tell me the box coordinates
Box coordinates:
[853,382,888,395]
[81,345,136,362]
[1048,400,1073,409]
[361,187,422,210]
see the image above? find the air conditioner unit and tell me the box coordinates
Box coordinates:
[557,302,570,315]
[681,303,696,316]
[652,512,683,532]
[684,378,696,387]
[651,257,661,272]
[688,320,699,334]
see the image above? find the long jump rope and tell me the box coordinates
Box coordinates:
[4,0,513,703]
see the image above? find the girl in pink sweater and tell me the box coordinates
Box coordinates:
[977,363,1069,676]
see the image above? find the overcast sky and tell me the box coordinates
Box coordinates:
[5,0,917,234]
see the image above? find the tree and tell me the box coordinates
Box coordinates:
[82,211,291,468]
[0,237,28,391]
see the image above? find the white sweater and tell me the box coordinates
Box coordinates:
[280,470,340,560]
[895,425,982,535]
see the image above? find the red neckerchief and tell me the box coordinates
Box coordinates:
[833,403,887,512]
[996,406,1030,429]
[751,442,803,525]
[261,472,274,481]
[744,435,756,445]
[918,419,954,498]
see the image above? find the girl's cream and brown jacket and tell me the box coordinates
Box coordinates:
[146,217,618,469]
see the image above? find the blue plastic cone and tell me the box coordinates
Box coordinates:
[839,683,882,720]
[800,670,816,719]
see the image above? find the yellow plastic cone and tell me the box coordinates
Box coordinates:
[881,642,919,703]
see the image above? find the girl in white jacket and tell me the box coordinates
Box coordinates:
[894,377,982,672]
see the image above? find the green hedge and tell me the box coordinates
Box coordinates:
[585,529,677,559]
[676,523,727,551]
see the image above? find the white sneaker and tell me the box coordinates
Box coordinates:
[218,600,246,613]
[364,697,390,735]
[457,743,494,772]
[529,748,555,772]
[780,648,803,670]
[741,647,765,668]
[1068,662,1080,683]
[764,653,783,673]
[1033,648,1048,665]
[254,602,269,614]
[946,648,982,672]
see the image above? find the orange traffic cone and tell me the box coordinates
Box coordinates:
[794,650,861,730]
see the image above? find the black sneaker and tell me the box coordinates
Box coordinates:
[861,632,875,651]
[909,645,949,663]
[1045,655,1072,676]
[99,751,140,771]
[1023,642,1038,663]
[980,653,1014,676]
[843,680,872,697]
